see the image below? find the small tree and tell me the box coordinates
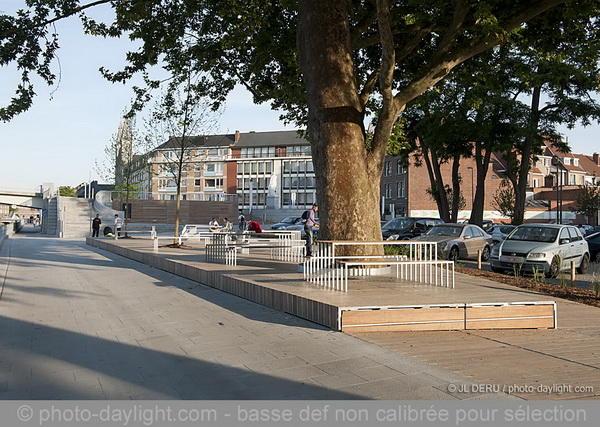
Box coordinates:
[144,72,222,244]
[96,116,148,237]
[58,186,77,197]
[492,179,516,223]
[572,185,600,226]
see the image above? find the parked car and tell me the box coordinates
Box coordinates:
[490,224,516,245]
[270,216,302,230]
[284,223,319,240]
[585,231,600,262]
[381,217,444,241]
[577,224,595,236]
[490,224,590,277]
[413,223,492,261]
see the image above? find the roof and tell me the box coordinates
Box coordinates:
[156,134,233,150]
[155,130,308,150]
[574,153,600,178]
[233,130,308,147]
[542,140,588,174]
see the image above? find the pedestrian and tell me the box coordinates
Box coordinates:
[92,214,102,237]
[114,214,123,237]
[209,218,220,232]
[304,203,319,257]
[248,220,263,233]
[238,211,247,231]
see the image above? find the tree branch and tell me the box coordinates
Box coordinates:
[358,68,380,110]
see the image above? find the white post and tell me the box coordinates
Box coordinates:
[249,180,254,214]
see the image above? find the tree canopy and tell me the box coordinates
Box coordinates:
[3,0,598,243]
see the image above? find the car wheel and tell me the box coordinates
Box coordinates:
[577,254,590,274]
[550,256,560,278]
[595,252,600,263]
[448,246,459,261]
[481,245,491,262]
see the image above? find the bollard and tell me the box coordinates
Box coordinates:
[571,261,576,286]
[477,249,482,270]
[153,236,158,253]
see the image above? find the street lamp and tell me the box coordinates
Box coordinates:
[551,155,563,224]
[466,166,474,208]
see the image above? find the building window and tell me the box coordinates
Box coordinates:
[384,161,392,177]
[204,178,224,191]
[205,163,223,176]
[396,181,405,198]
[384,183,392,199]
[570,175,575,185]
[396,160,405,175]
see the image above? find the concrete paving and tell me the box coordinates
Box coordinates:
[0,230,512,400]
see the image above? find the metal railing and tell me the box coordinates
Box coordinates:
[303,241,454,292]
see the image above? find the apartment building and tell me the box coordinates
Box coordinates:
[146,130,316,211]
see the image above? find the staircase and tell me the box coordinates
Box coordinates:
[42,197,59,236]
[59,197,94,239]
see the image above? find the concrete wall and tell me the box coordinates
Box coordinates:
[111,199,238,225]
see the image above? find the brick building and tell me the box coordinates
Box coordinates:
[145,130,316,211]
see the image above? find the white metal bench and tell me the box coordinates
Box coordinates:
[303,241,454,292]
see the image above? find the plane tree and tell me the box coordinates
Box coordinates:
[492,4,600,224]
[1,0,595,253]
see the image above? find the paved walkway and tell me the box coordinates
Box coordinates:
[0,231,509,400]
[353,282,600,400]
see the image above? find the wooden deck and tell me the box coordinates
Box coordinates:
[87,238,556,332]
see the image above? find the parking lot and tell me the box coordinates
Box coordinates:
[460,259,600,291]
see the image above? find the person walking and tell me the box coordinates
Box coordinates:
[114,214,123,237]
[238,211,247,231]
[304,203,319,257]
[92,214,102,237]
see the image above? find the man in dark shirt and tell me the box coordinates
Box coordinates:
[304,203,319,257]
[92,214,102,237]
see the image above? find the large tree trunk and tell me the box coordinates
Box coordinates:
[513,86,541,225]
[420,140,451,222]
[469,145,492,226]
[450,155,461,223]
[297,1,384,255]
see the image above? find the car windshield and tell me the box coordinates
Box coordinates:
[280,217,297,224]
[382,218,413,230]
[507,226,558,243]
[425,225,462,237]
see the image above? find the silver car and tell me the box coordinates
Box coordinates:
[414,223,492,261]
[490,224,590,277]
[491,224,516,245]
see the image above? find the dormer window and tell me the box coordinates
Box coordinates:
[563,157,570,165]
[574,158,579,166]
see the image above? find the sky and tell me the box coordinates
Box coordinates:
[0,1,598,191]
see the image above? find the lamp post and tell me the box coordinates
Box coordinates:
[466,166,474,208]
[551,156,563,224]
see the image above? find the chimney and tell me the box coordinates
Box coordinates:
[234,130,241,143]
[594,152,599,166]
